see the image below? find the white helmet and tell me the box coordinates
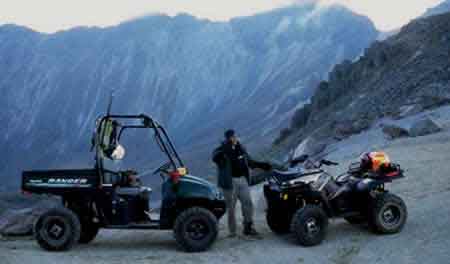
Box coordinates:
[111,144,125,160]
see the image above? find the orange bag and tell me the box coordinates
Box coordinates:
[368,152,391,172]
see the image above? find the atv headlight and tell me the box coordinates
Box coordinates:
[310,173,332,191]
[215,189,225,200]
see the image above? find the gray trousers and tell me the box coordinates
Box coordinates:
[221,177,254,234]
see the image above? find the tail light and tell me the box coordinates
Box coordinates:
[385,171,400,177]
[21,189,32,196]
[169,167,187,183]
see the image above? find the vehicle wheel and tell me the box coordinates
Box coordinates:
[266,209,291,234]
[34,207,81,251]
[369,193,407,234]
[344,215,367,225]
[290,205,328,247]
[173,207,218,252]
[79,222,100,244]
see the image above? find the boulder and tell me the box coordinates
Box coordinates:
[382,124,410,139]
[0,199,58,236]
[333,119,371,140]
[409,118,442,137]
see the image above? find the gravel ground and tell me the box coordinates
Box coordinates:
[1,130,450,264]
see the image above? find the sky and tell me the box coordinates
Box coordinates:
[0,0,444,33]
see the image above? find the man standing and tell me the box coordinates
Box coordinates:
[212,129,271,238]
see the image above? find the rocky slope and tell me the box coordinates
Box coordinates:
[274,12,450,156]
[0,3,378,187]
[423,0,450,17]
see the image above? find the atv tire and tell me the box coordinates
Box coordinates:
[369,193,407,234]
[79,222,100,244]
[34,207,81,251]
[290,205,328,247]
[266,209,291,234]
[174,207,218,252]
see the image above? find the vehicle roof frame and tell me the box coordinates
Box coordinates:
[94,114,185,185]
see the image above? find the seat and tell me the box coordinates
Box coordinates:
[327,179,357,200]
[273,170,304,182]
[115,187,152,223]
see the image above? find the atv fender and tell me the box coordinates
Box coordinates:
[298,188,334,217]
[162,175,221,201]
[355,179,383,192]
[160,175,226,229]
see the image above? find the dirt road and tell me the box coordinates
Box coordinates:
[2,130,450,264]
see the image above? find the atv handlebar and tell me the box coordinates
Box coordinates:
[289,154,309,168]
[265,157,339,177]
[272,155,340,171]
[320,159,339,167]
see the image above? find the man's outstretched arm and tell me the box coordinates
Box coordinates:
[241,145,272,171]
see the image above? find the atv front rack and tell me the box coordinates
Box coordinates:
[348,162,404,181]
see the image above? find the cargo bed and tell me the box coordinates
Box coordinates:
[22,169,99,194]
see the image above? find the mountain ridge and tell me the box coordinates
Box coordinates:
[274,12,450,157]
[423,0,450,17]
[0,4,378,187]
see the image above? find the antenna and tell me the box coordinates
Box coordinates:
[107,89,115,115]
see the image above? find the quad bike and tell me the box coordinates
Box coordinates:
[22,113,226,252]
[264,153,407,246]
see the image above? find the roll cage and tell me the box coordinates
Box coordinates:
[93,114,185,185]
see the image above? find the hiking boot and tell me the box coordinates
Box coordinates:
[227,232,237,238]
[243,222,261,237]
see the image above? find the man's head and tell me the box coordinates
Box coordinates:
[225,129,238,145]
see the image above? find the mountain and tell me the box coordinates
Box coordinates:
[0,3,378,187]
[274,12,450,156]
[423,0,450,17]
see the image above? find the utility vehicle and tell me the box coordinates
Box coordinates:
[264,153,407,246]
[22,113,226,252]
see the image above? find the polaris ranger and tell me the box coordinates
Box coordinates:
[22,114,226,252]
[264,152,407,246]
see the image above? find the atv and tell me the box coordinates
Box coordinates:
[264,153,407,246]
[22,113,226,252]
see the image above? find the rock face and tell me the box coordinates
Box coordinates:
[0,3,378,186]
[293,136,328,158]
[409,118,442,137]
[332,119,371,140]
[276,12,450,151]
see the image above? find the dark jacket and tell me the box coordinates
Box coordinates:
[212,141,270,190]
